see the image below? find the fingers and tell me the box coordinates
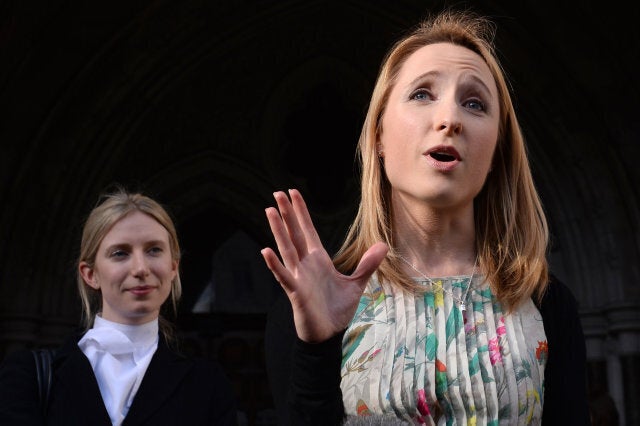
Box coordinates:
[268,189,321,262]
[351,242,388,282]
[264,205,299,270]
[260,247,294,294]
[288,189,324,250]
[274,191,307,256]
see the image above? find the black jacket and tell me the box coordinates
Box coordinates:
[0,333,238,425]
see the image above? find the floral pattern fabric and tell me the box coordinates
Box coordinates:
[340,275,547,425]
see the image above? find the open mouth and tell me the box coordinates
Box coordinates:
[425,145,461,163]
[429,152,457,162]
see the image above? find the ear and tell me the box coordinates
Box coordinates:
[79,261,99,290]
[171,259,179,280]
[376,140,384,158]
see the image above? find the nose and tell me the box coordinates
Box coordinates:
[433,100,462,136]
[437,120,462,135]
[131,251,150,279]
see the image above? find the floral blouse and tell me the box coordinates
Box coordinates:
[340,275,548,425]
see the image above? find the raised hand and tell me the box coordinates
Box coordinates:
[261,189,388,343]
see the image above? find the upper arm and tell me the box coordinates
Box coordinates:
[539,276,590,425]
[0,350,43,425]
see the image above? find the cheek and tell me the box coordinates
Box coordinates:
[157,260,177,282]
[472,126,499,168]
[381,110,422,143]
[379,122,415,170]
[380,144,411,184]
[93,265,121,285]
[159,269,174,301]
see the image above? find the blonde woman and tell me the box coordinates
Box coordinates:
[0,189,237,425]
[262,9,588,426]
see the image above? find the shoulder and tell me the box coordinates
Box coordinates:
[149,340,236,405]
[537,274,581,325]
[0,348,35,372]
[535,274,586,359]
[1,332,83,378]
[537,278,589,424]
[157,339,232,383]
[0,349,40,418]
[540,274,579,306]
[180,356,237,411]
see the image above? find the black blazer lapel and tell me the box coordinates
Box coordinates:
[53,335,112,425]
[122,339,193,425]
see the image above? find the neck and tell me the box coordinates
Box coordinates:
[399,253,478,282]
[392,195,476,276]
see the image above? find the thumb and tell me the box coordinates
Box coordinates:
[351,242,388,281]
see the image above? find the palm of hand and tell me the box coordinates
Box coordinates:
[261,189,387,343]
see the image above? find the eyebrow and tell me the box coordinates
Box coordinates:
[407,70,440,88]
[407,70,495,100]
[103,240,169,252]
[464,74,494,100]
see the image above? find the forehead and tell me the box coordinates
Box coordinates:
[101,211,169,244]
[396,42,497,90]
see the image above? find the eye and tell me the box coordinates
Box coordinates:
[409,88,433,101]
[463,98,486,112]
[110,249,128,259]
[148,246,164,256]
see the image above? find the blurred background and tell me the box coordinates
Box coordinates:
[1,1,638,424]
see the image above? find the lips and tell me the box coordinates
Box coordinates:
[128,285,155,295]
[425,145,461,162]
[424,145,461,171]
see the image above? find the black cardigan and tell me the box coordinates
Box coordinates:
[0,332,238,425]
[265,275,590,426]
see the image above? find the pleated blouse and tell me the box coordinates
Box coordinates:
[340,275,548,425]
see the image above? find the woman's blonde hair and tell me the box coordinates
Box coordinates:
[333,9,549,310]
[77,188,182,340]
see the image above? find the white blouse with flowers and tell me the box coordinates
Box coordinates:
[340,275,548,425]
